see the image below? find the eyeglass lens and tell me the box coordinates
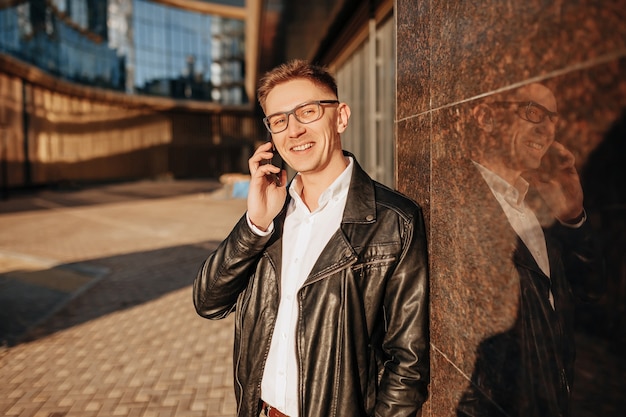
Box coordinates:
[266,102,323,133]
[264,100,339,133]
[523,102,557,124]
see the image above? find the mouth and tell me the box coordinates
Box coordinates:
[526,141,544,151]
[291,142,314,152]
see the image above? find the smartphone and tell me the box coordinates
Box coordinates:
[262,137,285,186]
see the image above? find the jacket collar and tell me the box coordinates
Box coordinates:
[277,150,377,225]
[341,151,377,224]
[264,151,375,282]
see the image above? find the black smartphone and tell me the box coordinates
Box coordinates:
[262,138,285,186]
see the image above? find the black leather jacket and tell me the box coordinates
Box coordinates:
[194,155,429,417]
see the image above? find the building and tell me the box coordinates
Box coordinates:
[0,0,252,189]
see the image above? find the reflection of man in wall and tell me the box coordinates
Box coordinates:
[456,83,604,417]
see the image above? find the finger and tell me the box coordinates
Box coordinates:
[249,144,276,173]
[550,141,575,168]
[250,147,273,163]
[256,140,274,155]
[251,162,281,180]
[250,151,274,169]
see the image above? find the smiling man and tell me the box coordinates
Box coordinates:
[455,83,605,417]
[471,84,561,187]
[193,60,429,417]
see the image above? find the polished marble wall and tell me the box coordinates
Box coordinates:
[396,1,626,416]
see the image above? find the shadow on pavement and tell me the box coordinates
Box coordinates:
[0,179,222,214]
[1,240,221,347]
[0,258,109,346]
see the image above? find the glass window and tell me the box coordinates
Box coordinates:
[0,0,246,104]
[337,17,396,187]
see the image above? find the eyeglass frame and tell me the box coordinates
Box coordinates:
[263,100,340,134]
[491,101,559,124]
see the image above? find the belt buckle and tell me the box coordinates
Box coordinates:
[262,401,271,417]
[262,401,280,417]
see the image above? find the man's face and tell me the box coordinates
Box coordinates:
[264,79,347,178]
[491,83,558,171]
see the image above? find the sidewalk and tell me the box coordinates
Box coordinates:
[0,179,247,417]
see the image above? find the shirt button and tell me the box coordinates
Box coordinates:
[366,215,374,221]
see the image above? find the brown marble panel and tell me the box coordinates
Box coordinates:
[396,114,431,220]
[429,0,626,106]
[396,1,626,415]
[429,101,523,417]
[424,59,626,417]
[396,0,430,120]
[429,351,475,417]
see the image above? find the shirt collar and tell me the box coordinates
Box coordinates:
[472,161,529,208]
[289,157,354,211]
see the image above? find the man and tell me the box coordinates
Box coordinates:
[193,60,429,417]
[455,83,604,417]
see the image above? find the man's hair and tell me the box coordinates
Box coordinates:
[257,59,338,111]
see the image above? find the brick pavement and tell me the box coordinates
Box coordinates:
[0,179,248,417]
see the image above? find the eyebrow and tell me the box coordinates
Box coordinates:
[265,99,339,117]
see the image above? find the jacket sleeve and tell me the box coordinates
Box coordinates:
[376,205,430,417]
[193,214,272,320]
[551,218,606,302]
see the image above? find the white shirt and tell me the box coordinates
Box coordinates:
[249,157,353,416]
[473,161,555,308]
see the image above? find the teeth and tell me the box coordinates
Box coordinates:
[527,142,543,150]
[293,143,313,151]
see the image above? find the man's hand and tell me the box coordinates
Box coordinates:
[247,141,288,231]
[525,141,584,223]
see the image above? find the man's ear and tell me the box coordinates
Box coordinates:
[472,103,495,133]
[337,103,351,133]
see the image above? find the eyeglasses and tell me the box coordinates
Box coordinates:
[491,101,558,124]
[263,100,340,133]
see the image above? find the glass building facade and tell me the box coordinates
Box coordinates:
[0,0,246,104]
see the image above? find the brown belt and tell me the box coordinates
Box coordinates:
[260,400,290,417]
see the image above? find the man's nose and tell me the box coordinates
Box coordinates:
[535,118,555,134]
[286,113,304,134]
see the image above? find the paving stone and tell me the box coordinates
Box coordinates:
[0,180,245,417]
